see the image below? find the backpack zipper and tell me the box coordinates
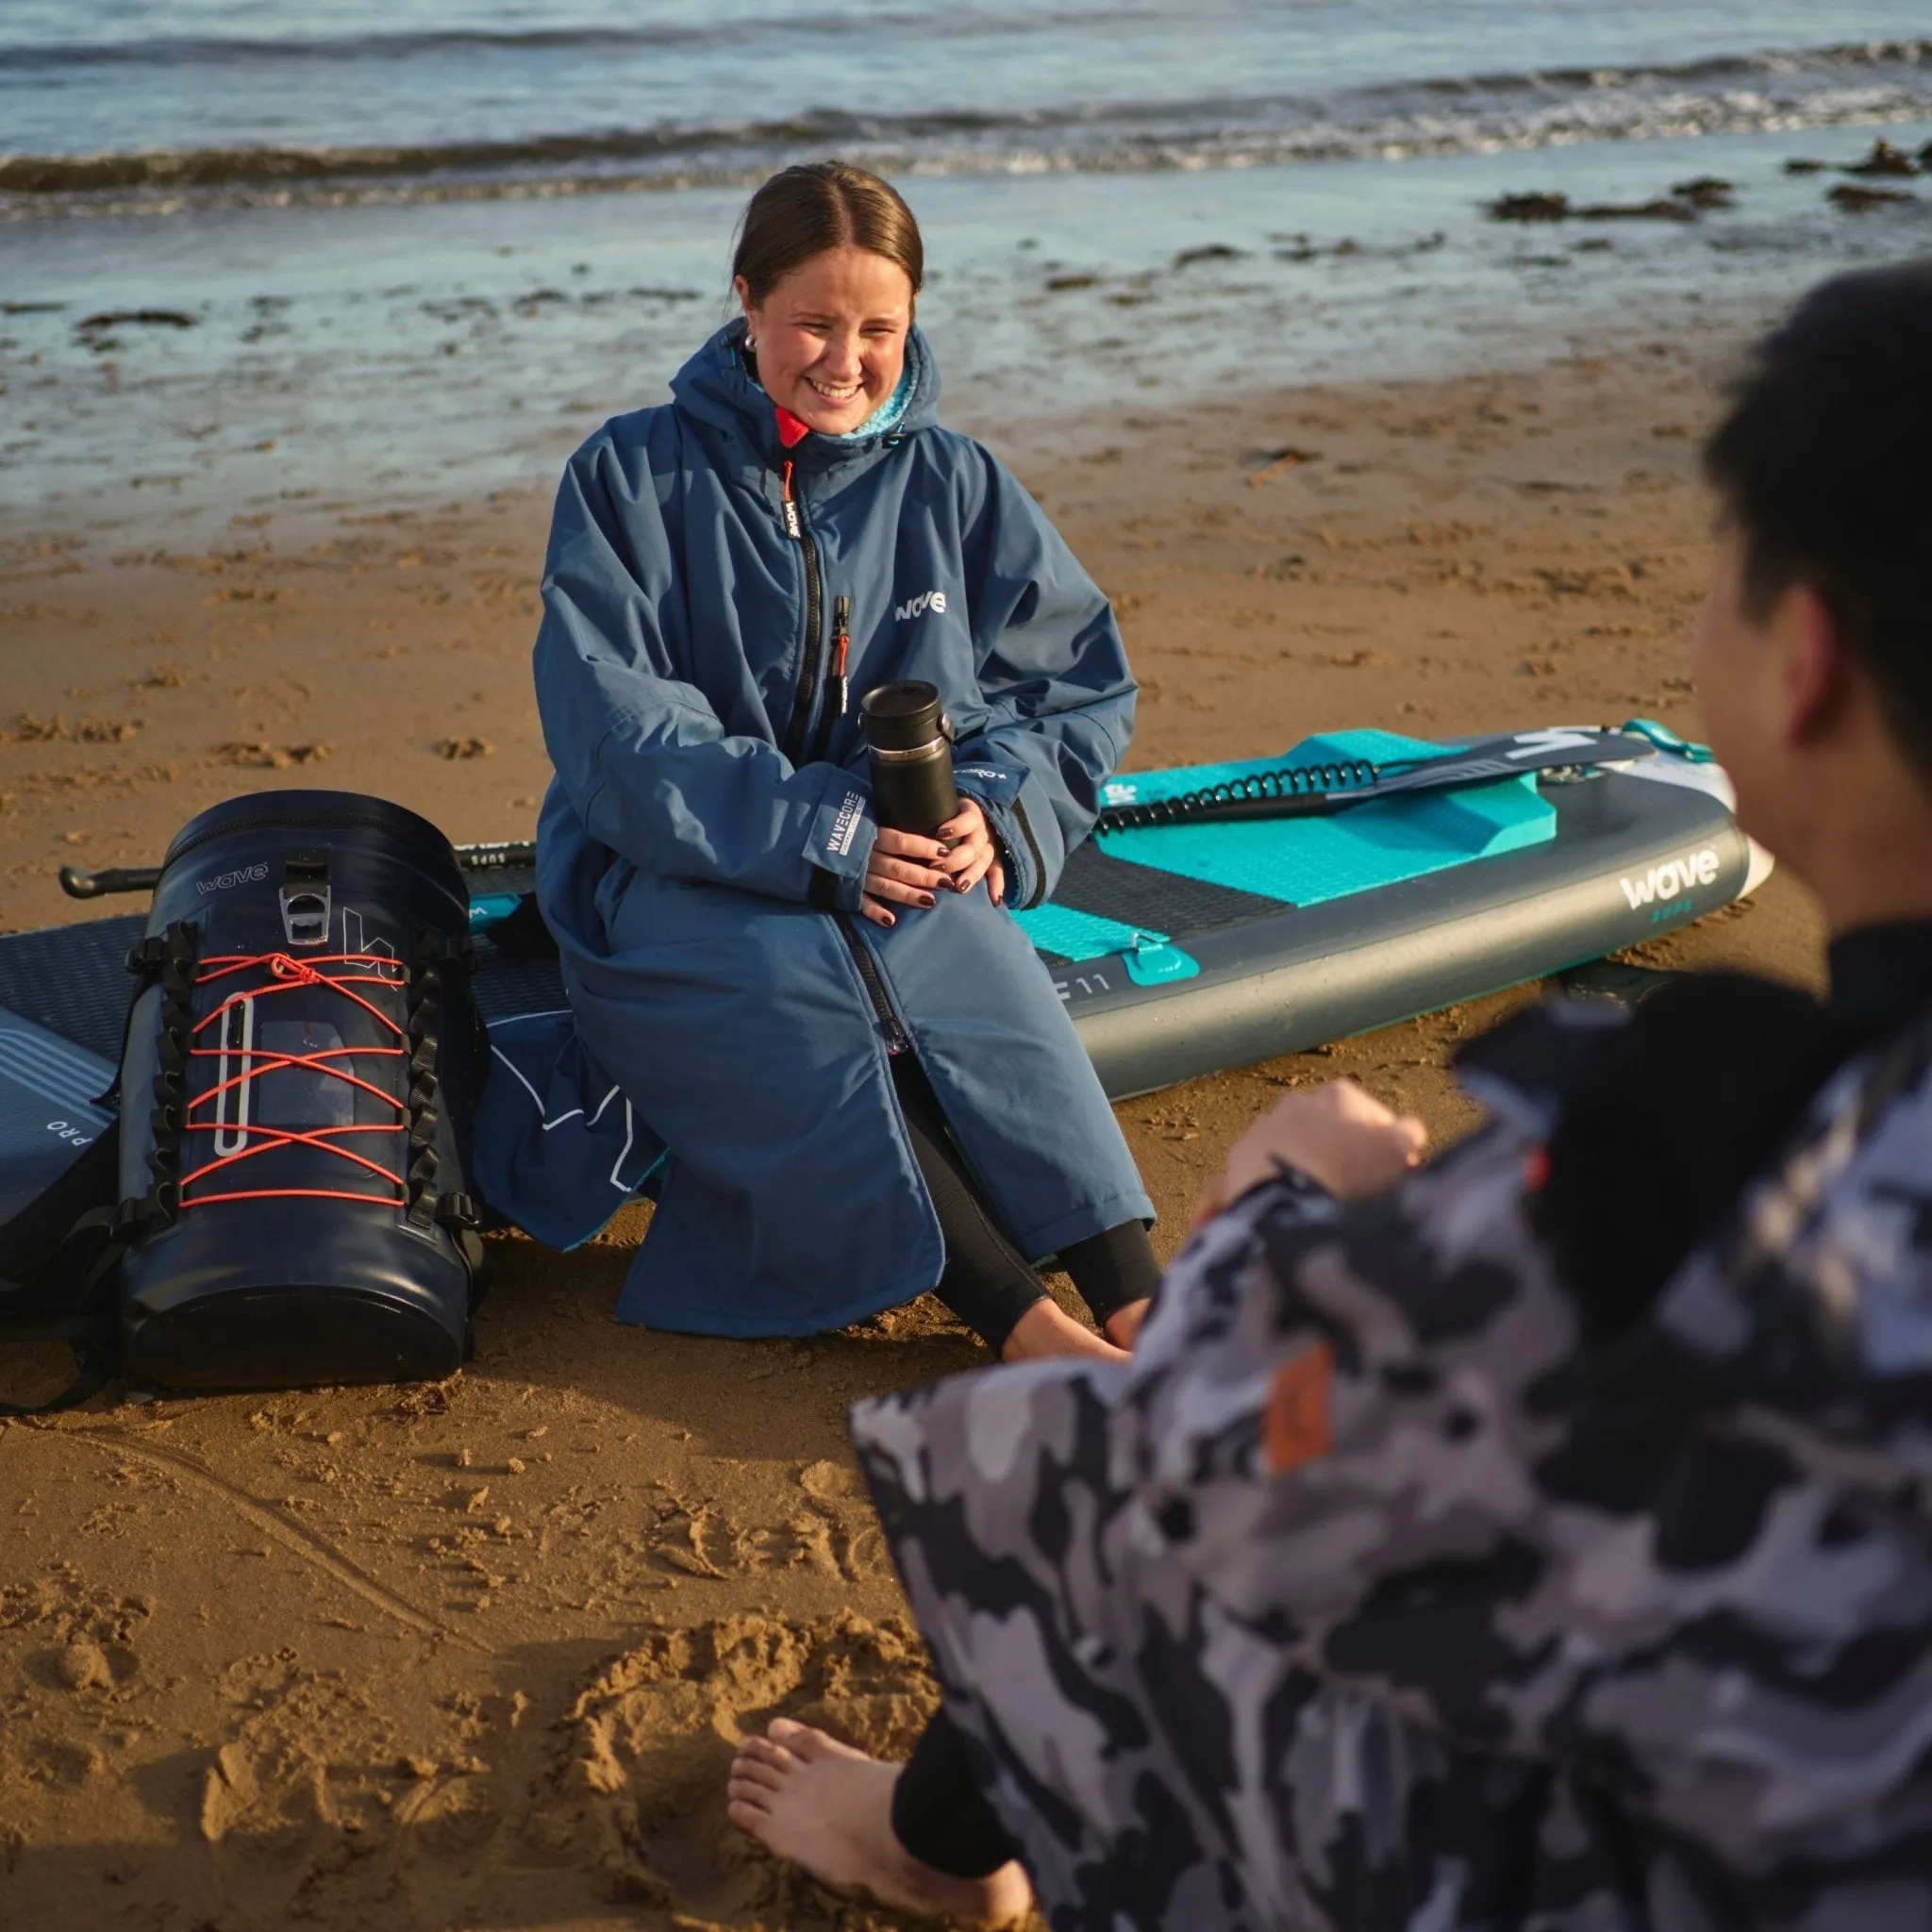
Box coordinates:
[777,458,827,763]
[836,914,909,1054]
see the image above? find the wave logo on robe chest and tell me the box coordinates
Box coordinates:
[1620,846,1720,910]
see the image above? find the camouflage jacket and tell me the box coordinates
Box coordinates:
[852,1006,1932,1931]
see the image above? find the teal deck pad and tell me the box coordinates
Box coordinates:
[1092,727,1554,911]
[1012,904,1202,985]
[1015,903,1167,962]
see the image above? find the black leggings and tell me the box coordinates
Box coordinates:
[890,1706,1017,1880]
[891,1055,1158,1355]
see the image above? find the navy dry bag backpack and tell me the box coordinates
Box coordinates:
[0,791,487,1407]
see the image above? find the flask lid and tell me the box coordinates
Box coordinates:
[860,680,943,752]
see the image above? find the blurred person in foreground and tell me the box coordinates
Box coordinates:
[727,259,1932,1929]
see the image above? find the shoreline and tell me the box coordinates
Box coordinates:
[7,114,1929,547]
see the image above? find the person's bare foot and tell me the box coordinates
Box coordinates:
[726,1719,1033,1926]
[999,1297,1127,1365]
[1102,1297,1152,1350]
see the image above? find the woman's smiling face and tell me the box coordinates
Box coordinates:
[737,245,913,436]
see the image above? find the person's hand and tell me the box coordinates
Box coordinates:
[861,826,950,928]
[935,797,1005,906]
[1191,1081,1427,1226]
[860,799,1005,927]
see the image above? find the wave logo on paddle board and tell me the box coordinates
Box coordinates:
[1619,846,1720,911]
[894,589,947,622]
[198,861,268,895]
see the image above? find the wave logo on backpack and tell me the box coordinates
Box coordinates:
[1620,846,1720,918]
[895,589,947,622]
[198,861,267,896]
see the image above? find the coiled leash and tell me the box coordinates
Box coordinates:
[1092,727,1660,834]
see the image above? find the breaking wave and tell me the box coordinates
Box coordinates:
[4,36,1928,217]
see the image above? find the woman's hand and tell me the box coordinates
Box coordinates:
[1191,1080,1427,1225]
[860,798,1005,927]
[936,797,1004,905]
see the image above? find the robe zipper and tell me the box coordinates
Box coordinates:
[837,914,909,1055]
[777,458,827,763]
[808,594,852,766]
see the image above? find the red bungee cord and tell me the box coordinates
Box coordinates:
[177,950,412,1210]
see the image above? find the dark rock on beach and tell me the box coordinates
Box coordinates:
[1173,243,1247,268]
[1671,176,1735,209]
[1576,197,1698,223]
[1488,192,1571,223]
[1828,183,1916,213]
[1844,140,1920,178]
[75,308,198,332]
[1487,190,1703,225]
[1792,140,1924,187]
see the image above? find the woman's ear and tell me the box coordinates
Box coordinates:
[733,275,758,340]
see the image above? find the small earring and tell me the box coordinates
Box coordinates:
[744,335,757,352]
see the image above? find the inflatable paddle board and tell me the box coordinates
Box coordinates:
[0,723,1765,1186]
[1024,720,1768,1096]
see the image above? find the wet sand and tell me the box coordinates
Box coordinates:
[0,316,1824,1929]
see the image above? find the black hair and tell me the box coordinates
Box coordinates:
[1703,259,1932,771]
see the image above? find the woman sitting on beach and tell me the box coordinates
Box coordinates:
[482,160,1158,1359]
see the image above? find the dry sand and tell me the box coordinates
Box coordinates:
[0,318,1825,1929]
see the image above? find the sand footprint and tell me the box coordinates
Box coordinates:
[524,1609,941,1916]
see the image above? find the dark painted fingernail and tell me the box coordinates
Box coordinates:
[882,912,896,926]
[918,894,936,908]
[954,877,969,892]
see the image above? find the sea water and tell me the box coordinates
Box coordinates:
[3,3,1929,532]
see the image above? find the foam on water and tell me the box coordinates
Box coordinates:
[3,4,1930,216]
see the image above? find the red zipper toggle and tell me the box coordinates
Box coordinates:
[832,594,851,715]
[780,459,802,541]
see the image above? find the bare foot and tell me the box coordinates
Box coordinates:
[999,1297,1128,1365]
[727,1718,1033,1926]
[1103,1298,1152,1350]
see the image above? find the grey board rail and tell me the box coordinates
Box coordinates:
[1053,770,1749,1098]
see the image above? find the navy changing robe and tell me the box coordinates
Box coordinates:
[474,322,1154,1335]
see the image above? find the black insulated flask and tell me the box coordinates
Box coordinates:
[861,681,958,838]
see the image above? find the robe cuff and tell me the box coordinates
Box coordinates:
[806,775,876,910]
[953,757,1049,909]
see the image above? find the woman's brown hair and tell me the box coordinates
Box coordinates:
[732,160,924,306]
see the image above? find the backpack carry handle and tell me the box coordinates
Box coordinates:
[59,864,163,900]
